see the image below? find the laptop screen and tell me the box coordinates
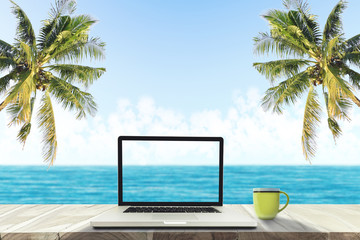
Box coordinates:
[118,136,223,206]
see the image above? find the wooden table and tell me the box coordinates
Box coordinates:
[0,204,359,240]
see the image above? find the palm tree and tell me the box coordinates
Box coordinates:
[0,0,105,165]
[253,0,360,161]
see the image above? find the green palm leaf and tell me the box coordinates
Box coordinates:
[37,91,57,165]
[38,15,71,52]
[325,65,358,106]
[50,36,105,62]
[49,77,97,119]
[323,92,342,141]
[323,0,346,42]
[301,85,321,161]
[254,32,306,57]
[253,59,312,83]
[0,70,16,95]
[323,36,341,62]
[283,0,311,13]
[261,70,309,113]
[46,64,105,87]
[343,52,360,67]
[263,11,311,53]
[49,0,76,18]
[342,34,360,53]
[38,0,76,51]
[284,0,321,44]
[17,96,35,147]
[1,70,35,112]
[0,40,16,58]
[0,56,16,71]
[10,0,36,48]
[19,42,36,69]
[340,63,360,90]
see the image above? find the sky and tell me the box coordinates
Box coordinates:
[1,0,360,165]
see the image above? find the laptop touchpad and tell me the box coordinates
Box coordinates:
[152,214,198,221]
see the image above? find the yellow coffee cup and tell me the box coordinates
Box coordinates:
[253,188,289,220]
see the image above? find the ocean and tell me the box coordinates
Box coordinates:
[1,165,359,204]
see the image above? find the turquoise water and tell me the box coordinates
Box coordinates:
[1,165,359,204]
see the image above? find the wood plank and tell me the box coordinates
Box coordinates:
[329,232,360,240]
[287,205,360,232]
[237,232,329,240]
[61,232,147,240]
[151,231,238,240]
[0,205,62,234]
[11,205,114,234]
[0,205,23,218]
[1,232,59,240]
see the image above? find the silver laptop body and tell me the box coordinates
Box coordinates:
[91,136,257,227]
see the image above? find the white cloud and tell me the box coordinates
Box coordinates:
[1,88,360,166]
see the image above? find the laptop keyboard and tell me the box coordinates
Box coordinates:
[123,206,220,213]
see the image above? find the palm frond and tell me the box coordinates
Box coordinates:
[49,76,97,119]
[19,42,35,69]
[10,0,36,48]
[38,15,71,51]
[5,74,36,126]
[325,65,355,100]
[301,85,321,161]
[16,96,35,147]
[323,35,341,62]
[6,102,24,126]
[37,90,57,165]
[261,70,309,113]
[49,37,105,62]
[263,9,290,29]
[0,102,6,112]
[263,10,314,53]
[0,40,16,58]
[67,14,97,33]
[284,25,316,50]
[342,34,360,53]
[0,69,16,95]
[41,14,99,61]
[46,64,105,87]
[38,0,76,49]
[6,95,35,127]
[323,0,347,42]
[1,70,35,111]
[253,59,312,83]
[17,122,32,146]
[339,63,360,90]
[0,56,16,71]
[283,0,321,45]
[283,0,311,13]
[287,10,321,45]
[343,52,360,68]
[49,0,76,18]
[323,65,356,117]
[253,32,306,57]
[328,117,342,140]
[323,91,346,142]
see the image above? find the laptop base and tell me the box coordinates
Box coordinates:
[91,205,257,228]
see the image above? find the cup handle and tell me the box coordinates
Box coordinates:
[278,191,290,213]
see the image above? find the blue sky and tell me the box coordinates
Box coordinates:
[1,0,360,165]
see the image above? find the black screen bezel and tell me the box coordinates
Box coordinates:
[118,136,223,206]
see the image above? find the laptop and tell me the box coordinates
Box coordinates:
[91,136,257,227]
